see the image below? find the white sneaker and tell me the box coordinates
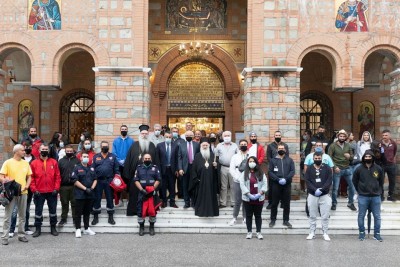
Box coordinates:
[246,232,252,239]
[323,233,331,241]
[256,232,263,240]
[83,228,96,236]
[8,232,14,238]
[25,230,34,235]
[243,218,246,224]
[228,218,237,226]
[75,229,81,238]
[306,233,315,240]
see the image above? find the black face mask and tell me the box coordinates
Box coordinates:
[209,137,216,143]
[317,132,324,138]
[186,137,193,142]
[250,139,257,144]
[275,137,281,143]
[25,148,32,155]
[29,134,37,139]
[121,131,128,137]
[277,150,285,156]
[364,159,373,164]
[240,145,247,152]
[101,147,109,153]
[40,151,49,157]
[314,160,322,166]
[219,138,224,143]
[143,160,152,166]
[66,152,74,158]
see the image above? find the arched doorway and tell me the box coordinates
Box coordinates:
[60,90,94,144]
[166,61,225,134]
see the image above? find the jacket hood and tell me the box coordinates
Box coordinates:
[360,131,373,143]
[362,149,375,163]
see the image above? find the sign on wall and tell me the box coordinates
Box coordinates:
[357,100,374,139]
[28,0,62,30]
[335,0,368,32]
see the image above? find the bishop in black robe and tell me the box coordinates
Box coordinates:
[189,140,219,217]
[123,125,159,216]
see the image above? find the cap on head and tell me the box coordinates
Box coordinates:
[249,132,257,137]
[139,124,150,132]
[337,129,348,138]
[200,137,209,144]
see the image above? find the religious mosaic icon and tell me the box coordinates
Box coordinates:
[18,100,35,141]
[335,0,368,32]
[357,101,374,139]
[28,0,61,30]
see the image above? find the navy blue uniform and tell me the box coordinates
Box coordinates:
[92,152,120,215]
[134,164,161,220]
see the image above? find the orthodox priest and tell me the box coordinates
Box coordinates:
[123,125,159,216]
[190,138,219,217]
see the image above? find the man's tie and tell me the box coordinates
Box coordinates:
[166,144,171,165]
[188,142,193,164]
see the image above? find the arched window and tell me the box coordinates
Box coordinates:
[60,90,94,144]
[300,92,332,136]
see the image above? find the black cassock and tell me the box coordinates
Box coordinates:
[123,142,158,216]
[189,152,219,217]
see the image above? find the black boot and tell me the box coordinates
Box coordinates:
[32,226,41,238]
[91,214,99,225]
[139,223,145,236]
[108,214,116,225]
[149,222,155,236]
[50,225,59,236]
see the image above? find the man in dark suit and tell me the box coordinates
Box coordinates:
[177,131,200,208]
[156,131,179,208]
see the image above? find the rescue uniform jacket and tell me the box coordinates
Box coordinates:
[58,156,80,186]
[30,157,61,193]
[92,152,120,180]
[71,164,97,199]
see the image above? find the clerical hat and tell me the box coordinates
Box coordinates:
[139,124,150,132]
[200,137,209,144]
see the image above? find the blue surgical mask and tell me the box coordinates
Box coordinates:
[172,132,178,138]
[315,147,323,153]
[82,158,89,164]
[165,138,172,144]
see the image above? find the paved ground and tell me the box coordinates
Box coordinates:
[2,232,399,266]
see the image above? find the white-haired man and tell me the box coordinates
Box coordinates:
[149,123,165,146]
[0,144,32,245]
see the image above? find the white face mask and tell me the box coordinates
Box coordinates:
[223,137,231,143]
[155,130,161,136]
[59,142,64,148]
[84,144,91,150]
[249,162,257,169]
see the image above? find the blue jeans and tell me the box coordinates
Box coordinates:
[357,195,381,234]
[332,167,355,205]
[33,193,58,227]
[93,179,114,214]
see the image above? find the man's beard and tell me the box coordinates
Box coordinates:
[200,148,210,161]
[139,136,150,152]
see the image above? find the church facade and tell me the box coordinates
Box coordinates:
[1,0,400,194]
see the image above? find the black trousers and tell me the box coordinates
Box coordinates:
[243,201,263,232]
[161,167,176,205]
[270,183,291,221]
[75,199,94,230]
[383,164,396,196]
[267,178,272,204]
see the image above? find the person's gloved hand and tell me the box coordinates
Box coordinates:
[279,178,286,185]
[315,188,322,197]
[85,188,92,194]
[119,160,125,166]
[146,190,155,197]
[254,193,261,200]
[248,194,256,201]
[141,189,147,195]
[51,190,58,196]
[34,191,40,197]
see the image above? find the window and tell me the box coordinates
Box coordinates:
[300,92,332,136]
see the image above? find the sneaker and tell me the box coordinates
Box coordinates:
[75,229,82,238]
[269,220,276,228]
[8,232,14,238]
[25,230,34,235]
[18,236,29,243]
[246,232,252,239]
[83,228,96,236]
[243,218,246,225]
[58,219,67,226]
[331,204,336,210]
[373,233,383,242]
[323,233,331,241]
[228,218,237,226]
[256,232,263,240]
[347,203,357,211]
[266,203,272,210]
[2,239,8,245]
[306,233,315,240]
[387,195,396,202]
[359,231,365,241]
[283,221,293,229]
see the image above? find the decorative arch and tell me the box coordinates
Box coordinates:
[0,43,35,66]
[152,44,241,100]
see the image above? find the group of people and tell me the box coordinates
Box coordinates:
[0,122,397,244]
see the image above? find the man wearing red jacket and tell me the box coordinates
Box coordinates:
[30,144,61,237]
[248,132,265,165]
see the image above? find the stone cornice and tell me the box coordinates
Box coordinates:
[92,66,153,76]
[386,68,400,80]
[241,66,303,76]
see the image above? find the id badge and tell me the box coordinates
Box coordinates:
[315,178,321,183]
[254,184,258,188]
[274,166,278,172]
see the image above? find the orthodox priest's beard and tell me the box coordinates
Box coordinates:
[139,136,150,152]
[200,148,210,161]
